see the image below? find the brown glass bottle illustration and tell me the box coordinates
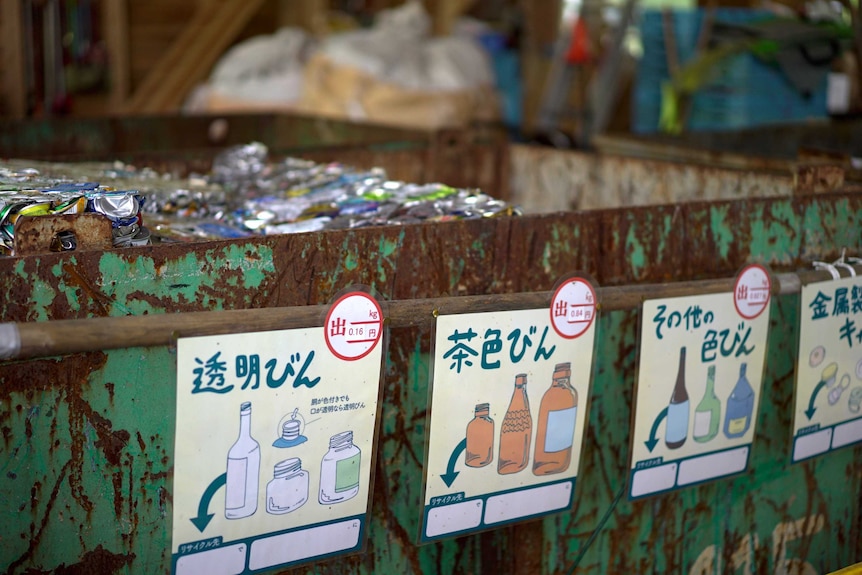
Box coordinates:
[665,347,690,449]
[533,362,578,475]
[465,403,494,468]
[498,373,532,475]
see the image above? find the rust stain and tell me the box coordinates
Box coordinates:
[50,545,135,575]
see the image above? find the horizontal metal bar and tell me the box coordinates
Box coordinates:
[0,266,855,362]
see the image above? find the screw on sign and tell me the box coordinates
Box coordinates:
[733,264,772,320]
[324,292,384,361]
[550,278,597,339]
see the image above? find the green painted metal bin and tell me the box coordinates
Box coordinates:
[1,119,861,574]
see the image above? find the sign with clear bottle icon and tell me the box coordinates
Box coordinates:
[628,265,772,500]
[421,276,598,542]
[792,274,862,462]
[171,291,384,574]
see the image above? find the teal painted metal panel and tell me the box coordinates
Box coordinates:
[1,194,861,574]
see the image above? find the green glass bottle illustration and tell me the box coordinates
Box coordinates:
[693,365,720,443]
[665,347,689,450]
[723,363,754,439]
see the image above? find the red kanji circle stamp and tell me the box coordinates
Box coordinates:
[550,278,597,339]
[733,264,771,320]
[324,292,384,361]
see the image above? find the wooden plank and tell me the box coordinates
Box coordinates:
[124,0,268,113]
[103,0,130,112]
[1,0,27,118]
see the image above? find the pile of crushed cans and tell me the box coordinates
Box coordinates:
[0,142,517,256]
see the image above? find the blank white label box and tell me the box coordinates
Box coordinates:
[484,482,572,525]
[630,463,677,498]
[832,418,862,449]
[175,543,247,575]
[677,446,749,486]
[425,500,483,538]
[793,429,832,462]
[248,519,361,571]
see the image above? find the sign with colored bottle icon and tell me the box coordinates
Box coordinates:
[171,291,384,574]
[421,276,598,542]
[792,275,862,462]
[628,265,772,500]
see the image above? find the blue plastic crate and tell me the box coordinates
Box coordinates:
[633,8,828,133]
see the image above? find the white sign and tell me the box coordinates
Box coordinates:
[792,276,862,462]
[629,265,771,500]
[171,302,383,574]
[421,281,597,542]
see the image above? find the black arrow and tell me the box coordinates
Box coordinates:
[440,438,467,488]
[191,473,226,532]
[645,407,668,453]
[805,379,828,420]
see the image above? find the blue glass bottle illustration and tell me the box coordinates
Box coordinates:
[724,363,754,439]
[665,347,689,449]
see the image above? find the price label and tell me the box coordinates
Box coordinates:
[324,292,384,361]
[733,264,771,320]
[550,278,597,339]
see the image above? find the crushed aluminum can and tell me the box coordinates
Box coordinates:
[50,230,78,252]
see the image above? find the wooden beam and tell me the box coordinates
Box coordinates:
[103,0,130,113]
[1,0,27,118]
[278,0,328,35]
[124,0,268,114]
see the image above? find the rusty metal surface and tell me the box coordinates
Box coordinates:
[14,214,113,256]
[1,192,861,574]
[509,144,798,213]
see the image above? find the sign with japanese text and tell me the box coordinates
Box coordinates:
[421,277,597,542]
[629,265,771,500]
[792,276,862,462]
[171,293,383,574]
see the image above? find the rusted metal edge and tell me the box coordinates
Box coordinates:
[0,267,855,362]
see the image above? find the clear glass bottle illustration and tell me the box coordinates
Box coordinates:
[724,363,754,439]
[226,401,260,519]
[319,430,361,504]
[465,403,494,468]
[266,457,309,515]
[498,373,532,475]
[693,365,721,443]
[665,347,689,450]
[533,362,578,476]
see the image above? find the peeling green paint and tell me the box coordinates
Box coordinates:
[626,226,646,278]
[710,205,733,260]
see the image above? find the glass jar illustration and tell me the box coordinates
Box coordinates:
[226,401,261,519]
[498,373,532,475]
[266,457,309,515]
[319,431,361,504]
[665,347,689,449]
[465,403,494,468]
[533,362,578,476]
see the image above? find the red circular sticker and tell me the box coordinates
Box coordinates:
[324,292,384,361]
[550,277,597,339]
[733,264,771,320]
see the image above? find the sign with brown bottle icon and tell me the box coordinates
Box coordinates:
[421,276,598,543]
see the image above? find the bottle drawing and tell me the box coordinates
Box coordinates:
[226,401,261,519]
[665,347,689,450]
[533,362,578,476]
[465,403,494,468]
[319,430,361,504]
[724,363,754,439]
[266,457,309,515]
[498,373,532,475]
[693,365,720,443]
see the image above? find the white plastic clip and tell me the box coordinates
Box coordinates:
[835,249,858,277]
[813,261,841,280]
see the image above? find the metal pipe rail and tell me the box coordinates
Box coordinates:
[0,266,854,362]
